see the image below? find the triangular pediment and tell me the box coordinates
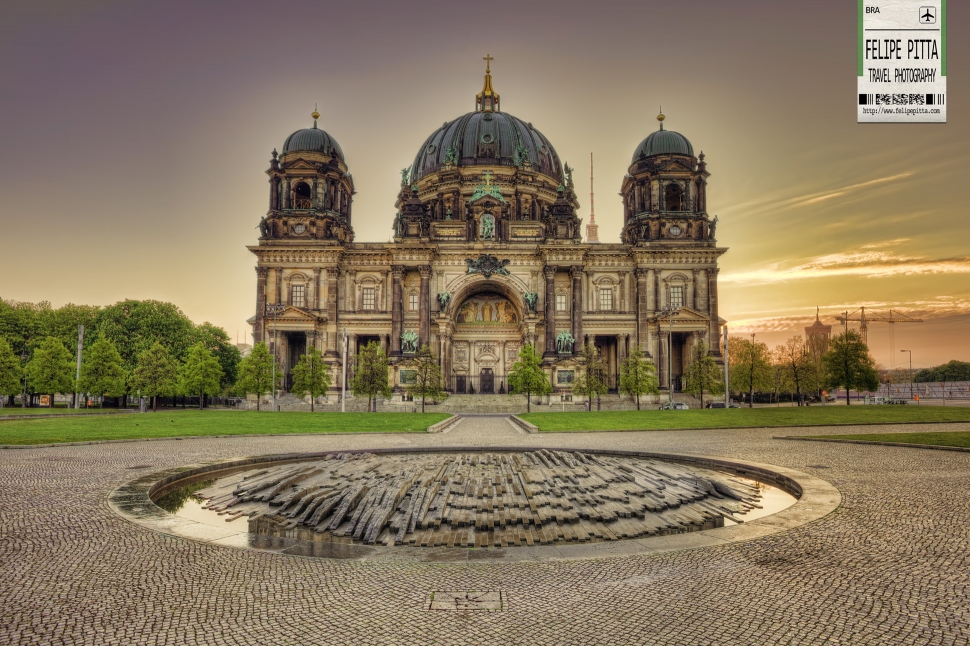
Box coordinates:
[660,160,694,173]
[285,159,316,170]
[658,306,710,324]
[276,305,318,321]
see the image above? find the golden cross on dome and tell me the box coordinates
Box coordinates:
[483,54,493,72]
[483,170,494,186]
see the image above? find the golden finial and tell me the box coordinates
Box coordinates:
[311,103,320,127]
[476,55,500,112]
[657,106,665,131]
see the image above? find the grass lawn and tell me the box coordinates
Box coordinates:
[800,431,970,449]
[518,406,970,432]
[0,411,451,445]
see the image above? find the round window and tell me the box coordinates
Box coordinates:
[481,134,494,144]
[540,145,549,155]
[668,225,682,237]
[293,224,306,234]
[483,113,493,122]
[426,144,436,154]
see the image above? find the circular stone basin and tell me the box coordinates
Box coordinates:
[152,450,794,550]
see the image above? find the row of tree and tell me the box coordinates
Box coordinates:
[913,360,970,383]
[0,298,240,408]
[0,336,226,410]
[728,330,879,405]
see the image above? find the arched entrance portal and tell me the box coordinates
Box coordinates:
[448,289,524,394]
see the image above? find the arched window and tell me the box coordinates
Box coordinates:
[664,184,683,211]
[294,182,313,209]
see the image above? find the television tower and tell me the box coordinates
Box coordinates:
[585,152,599,243]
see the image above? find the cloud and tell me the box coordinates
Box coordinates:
[726,297,970,335]
[721,243,970,285]
[781,172,913,209]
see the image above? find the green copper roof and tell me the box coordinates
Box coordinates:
[632,129,694,162]
[282,126,345,160]
[410,111,562,183]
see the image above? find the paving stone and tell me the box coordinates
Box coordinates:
[0,418,968,645]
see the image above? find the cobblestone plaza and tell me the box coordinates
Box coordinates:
[2,418,969,645]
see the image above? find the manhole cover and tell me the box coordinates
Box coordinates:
[177,451,767,548]
[427,590,505,611]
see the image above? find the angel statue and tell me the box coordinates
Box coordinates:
[400,166,411,186]
[563,163,574,188]
[523,292,538,314]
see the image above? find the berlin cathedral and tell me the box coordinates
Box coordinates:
[249,58,726,399]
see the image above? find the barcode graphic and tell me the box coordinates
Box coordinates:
[858,94,945,106]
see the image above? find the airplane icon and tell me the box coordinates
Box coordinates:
[920,7,936,23]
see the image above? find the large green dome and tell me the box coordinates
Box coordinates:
[410,110,563,183]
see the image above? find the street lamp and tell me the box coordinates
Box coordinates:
[659,303,679,409]
[901,349,913,402]
[265,303,285,411]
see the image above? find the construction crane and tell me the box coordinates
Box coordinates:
[835,307,923,366]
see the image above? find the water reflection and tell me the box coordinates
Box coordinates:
[154,479,213,513]
[723,478,797,526]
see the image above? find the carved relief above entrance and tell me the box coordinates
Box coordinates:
[456,292,519,325]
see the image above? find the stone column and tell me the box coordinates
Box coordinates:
[543,266,557,358]
[688,269,697,309]
[618,271,628,312]
[269,177,279,211]
[697,269,709,315]
[636,269,650,351]
[383,271,391,312]
[390,266,404,356]
[312,268,322,310]
[617,334,627,369]
[658,331,668,389]
[274,267,283,304]
[325,268,339,357]
[418,266,431,348]
[254,267,268,343]
[709,268,721,356]
[570,266,583,354]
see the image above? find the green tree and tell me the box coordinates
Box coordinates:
[823,330,879,405]
[0,339,22,407]
[131,342,179,412]
[683,341,724,408]
[290,346,333,412]
[619,345,659,410]
[25,337,74,405]
[236,343,280,411]
[95,300,195,371]
[191,322,241,388]
[774,336,815,405]
[507,344,552,412]
[179,342,224,410]
[729,337,773,408]
[403,344,445,413]
[78,336,127,407]
[914,360,970,383]
[351,341,391,412]
[573,343,609,411]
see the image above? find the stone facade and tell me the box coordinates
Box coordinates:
[249,66,726,396]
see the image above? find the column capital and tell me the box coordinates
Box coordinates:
[312,267,322,276]
[635,268,650,279]
[570,265,583,279]
[543,266,557,280]
[256,266,269,279]
[692,268,700,277]
[392,265,406,278]
[418,265,432,278]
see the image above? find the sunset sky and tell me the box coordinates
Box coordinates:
[1,0,966,372]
